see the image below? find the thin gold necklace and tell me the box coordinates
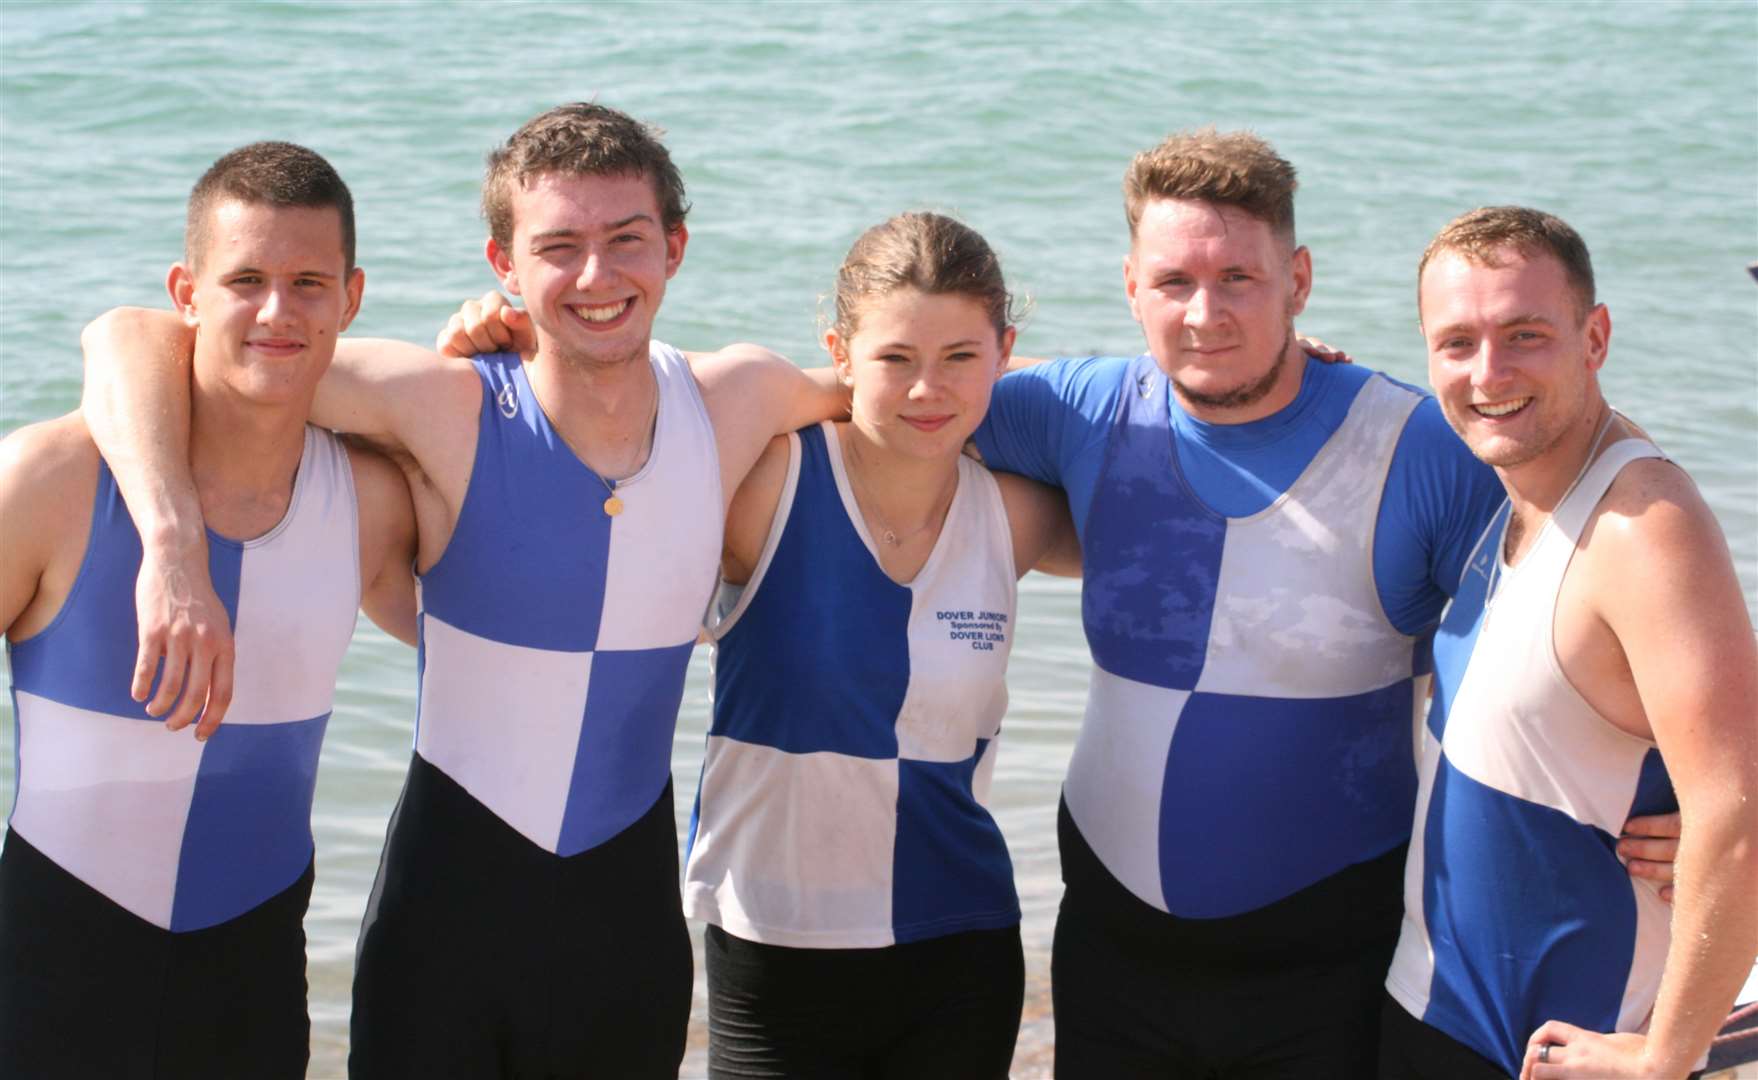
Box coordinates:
[842,433,957,548]
[592,376,660,517]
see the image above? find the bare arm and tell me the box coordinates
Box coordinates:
[348,440,420,647]
[994,472,1080,579]
[1523,466,1758,1080]
[80,307,229,735]
[689,344,849,515]
[0,419,91,638]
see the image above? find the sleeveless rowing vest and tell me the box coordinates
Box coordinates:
[414,344,722,856]
[6,425,358,931]
[1067,355,1428,918]
[1386,435,1677,1075]
[685,423,1019,947]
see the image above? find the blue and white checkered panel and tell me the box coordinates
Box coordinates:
[1387,437,1681,1075]
[687,425,1020,947]
[1070,361,1424,918]
[414,345,722,856]
[7,427,356,930]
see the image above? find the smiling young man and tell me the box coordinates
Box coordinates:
[1,142,417,1078]
[1380,207,1757,1080]
[970,131,1679,1078]
[78,105,845,1078]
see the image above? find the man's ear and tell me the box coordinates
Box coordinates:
[486,237,522,297]
[167,263,200,329]
[664,222,688,280]
[338,267,366,332]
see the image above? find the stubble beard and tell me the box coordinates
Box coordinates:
[1171,326,1296,413]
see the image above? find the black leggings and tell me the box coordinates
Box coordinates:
[349,754,692,1079]
[0,829,312,1080]
[1051,799,1403,1079]
[705,922,1025,1079]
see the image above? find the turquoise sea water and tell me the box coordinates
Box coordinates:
[2,2,1754,1075]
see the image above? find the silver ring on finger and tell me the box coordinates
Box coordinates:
[1538,1043,1552,1064]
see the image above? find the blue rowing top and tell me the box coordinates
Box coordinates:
[6,426,357,931]
[685,423,1019,947]
[413,344,722,856]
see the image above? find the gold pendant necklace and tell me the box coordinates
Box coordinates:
[591,375,659,518]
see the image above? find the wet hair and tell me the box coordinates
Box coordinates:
[830,212,1018,342]
[482,102,689,248]
[1123,127,1297,245]
[186,141,355,272]
[1419,206,1597,321]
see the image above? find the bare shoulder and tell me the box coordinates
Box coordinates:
[1587,455,1721,560]
[683,342,797,400]
[0,412,101,517]
[722,432,794,586]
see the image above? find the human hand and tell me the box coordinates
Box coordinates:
[135,542,234,739]
[1297,334,1351,364]
[1520,1022,1668,1080]
[435,291,530,357]
[1618,811,1680,903]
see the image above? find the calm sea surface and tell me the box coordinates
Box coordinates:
[3,2,1754,1076]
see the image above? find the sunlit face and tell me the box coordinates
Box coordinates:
[487,170,685,369]
[1420,247,1609,471]
[171,199,362,407]
[1124,198,1311,423]
[827,288,1014,460]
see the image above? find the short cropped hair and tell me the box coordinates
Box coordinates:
[482,102,689,249]
[186,141,355,272]
[1123,127,1298,245]
[1419,206,1597,321]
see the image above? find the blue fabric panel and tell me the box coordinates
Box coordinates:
[710,426,908,760]
[972,355,1131,533]
[1428,504,1507,742]
[419,355,611,652]
[1627,749,1677,819]
[1081,357,1225,692]
[170,713,328,931]
[1166,357,1367,517]
[1158,681,1418,917]
[556,640,695,856]
[1374,396,1509,636]
[9,462,243,720]
[1421,758,1637,1075]
[891,740,1019,943]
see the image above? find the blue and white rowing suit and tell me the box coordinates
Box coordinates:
[5,424,358,930]
[1386,435,1680,1076]
[350,343,719,1076]
[685,422,1019,948]
[412,343,722,855]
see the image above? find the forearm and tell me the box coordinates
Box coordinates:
[80,307,201,551]
[1642,804,1758,1075]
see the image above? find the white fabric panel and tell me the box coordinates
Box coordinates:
[1064,667,1188,911]
[685,736,900,948]
[416,614,590,850]
[11,691,202,928]
[228,426,358,724]
[892,453,1016,763]
[595,343,723,651]
[1385,723,1443,1020]
[1199,376,1420,698]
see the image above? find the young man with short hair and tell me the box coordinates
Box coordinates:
[1380,206,1757,1080]
[1,141,417,1078]
[79,103,845,1077]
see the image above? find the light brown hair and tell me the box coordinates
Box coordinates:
[830,212,1018,340]
[186,141,355,272]
[1123,127,1297,244]
[1419,206,1597,321]
[482,102,689,248]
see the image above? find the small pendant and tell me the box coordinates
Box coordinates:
[880,528,899,546]
[603,495,625,516]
